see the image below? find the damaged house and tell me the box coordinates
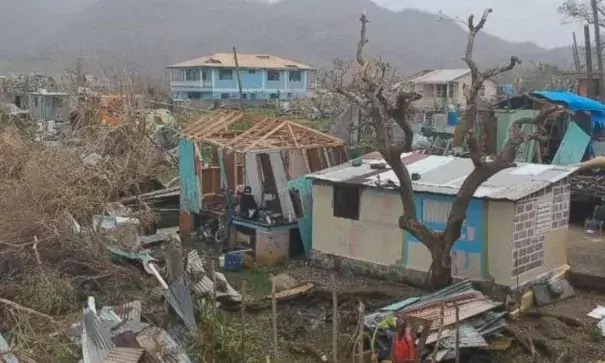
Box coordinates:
[178,109,347,263]
[307,152,577,288]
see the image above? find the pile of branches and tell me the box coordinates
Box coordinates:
[0,113,170,280]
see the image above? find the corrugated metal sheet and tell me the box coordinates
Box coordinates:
[83,307,115,363]
[552,122,591,165]
[178,139,201,213]
[165,275,197,335]
[308,154,578,201]
[187,250,242,302]
[0,331,18,363]
[102,347,144,363]
[136,326,192,363]
[405,69,470,84]
[439,323,487,349]
[100,301,142,324]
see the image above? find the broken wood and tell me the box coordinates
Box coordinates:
[523,311,584,327]
[0,298,57,322]
[241,280,246,362]
[430,303,446,362]
[271,280,278,360]
[230,284,392,312]
[332,274,338,362]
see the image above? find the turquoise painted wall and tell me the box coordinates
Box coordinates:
[178,139,201,214]
[288,177,314,254]
[403,193,486,276]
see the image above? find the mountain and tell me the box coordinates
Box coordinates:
[0,0,573,75]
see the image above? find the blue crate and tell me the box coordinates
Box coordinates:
[223,251,244,271]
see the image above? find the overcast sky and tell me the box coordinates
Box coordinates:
[371,0,585,49]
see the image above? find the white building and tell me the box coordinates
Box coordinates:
[400,69,498,112]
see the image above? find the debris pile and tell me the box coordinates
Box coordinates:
[364,279,507,361]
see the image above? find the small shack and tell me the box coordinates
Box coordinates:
[307,152,577,288]
[25,89,69,122]
[178,109,348,260]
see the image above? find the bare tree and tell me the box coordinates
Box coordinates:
[323,11,562,288]
[452,9,521,149]
[559,0,605,26]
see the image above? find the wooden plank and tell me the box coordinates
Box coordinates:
[269,151,295,219]
[244,153,263,206]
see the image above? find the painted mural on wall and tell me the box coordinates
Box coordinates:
[404,193,485,276]
[511,178,570,277]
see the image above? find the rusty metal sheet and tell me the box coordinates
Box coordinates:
[439,323,487,349]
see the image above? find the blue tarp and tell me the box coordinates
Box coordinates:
[531,90,605,113]
[531,90,605,128]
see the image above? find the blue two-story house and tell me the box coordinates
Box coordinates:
[167,53,314,101]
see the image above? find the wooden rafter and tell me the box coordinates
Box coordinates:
[179,109,256,141]
[179,109,346,153]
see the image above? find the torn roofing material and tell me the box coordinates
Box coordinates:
[307,153,578,201]
[0,331,18,363]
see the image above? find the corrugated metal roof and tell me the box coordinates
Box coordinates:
[167,53,312,70]
[404,69,470,84]
[307,153,578,201]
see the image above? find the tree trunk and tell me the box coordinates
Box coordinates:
[427,236,453,290]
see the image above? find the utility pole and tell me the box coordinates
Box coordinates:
[585,24,595,98]
[232,46,244,109]
[573,32,581,71]
[592,0,604,101]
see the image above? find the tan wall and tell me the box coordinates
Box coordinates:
[312,181,569,287]
[312,184,404,265]
[486,201,514,286]
[312,183,485,279]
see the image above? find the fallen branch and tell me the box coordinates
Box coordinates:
[0,298,57,322]
[523,311,584,327]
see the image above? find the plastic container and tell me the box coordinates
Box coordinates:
[223,251,244,271]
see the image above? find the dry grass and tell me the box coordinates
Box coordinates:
[0,107,173,361]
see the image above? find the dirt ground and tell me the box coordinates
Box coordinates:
[218,260,605,363]
[568,223,605,277]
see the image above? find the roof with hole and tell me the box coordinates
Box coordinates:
[179,109,345,152]
[307,152,578,201]
[167,53,313,70]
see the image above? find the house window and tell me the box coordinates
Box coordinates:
[448,82,456,98]
[435,84,447,98]
[414,84,424,94]
[242,93,248,99]
[479,85,486,97]
[219,70,233,80]
[221,93,230,99]
[287,92,293,99]
[269,93,279,99]
[333,184,361,220]
[249,70,256,74]
[171,70,184,81]
[185,69,200,81]
[250,93,257,100]
[289,70,302,82]
[188,91,202,100]
[267,70,280,81]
